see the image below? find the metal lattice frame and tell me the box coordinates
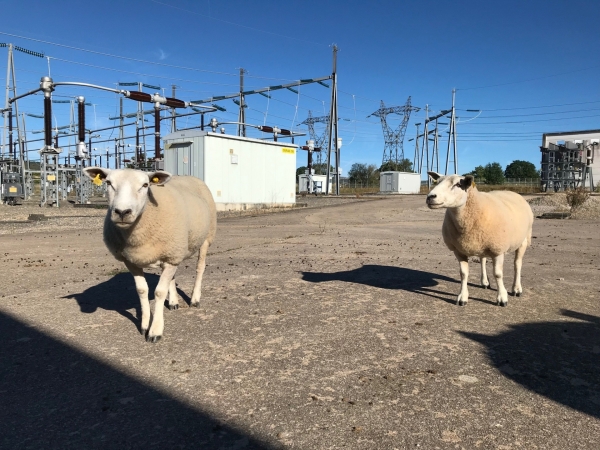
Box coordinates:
[368,97,419,167]
[298,110,330,170]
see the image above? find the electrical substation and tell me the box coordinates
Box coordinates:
[1,43,346,208]
[4,39,573,208]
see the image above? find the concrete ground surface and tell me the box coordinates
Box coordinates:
[0,195,599,449]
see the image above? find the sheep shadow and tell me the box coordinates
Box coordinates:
[64,272,192,331]
[0,311,273,449]
[461,309,600,418]
[301,264,495,305]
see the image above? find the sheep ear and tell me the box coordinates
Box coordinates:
[83,167,110,181]
[427,171,442,181]
[148,171,172,186]
[460,175,475,189]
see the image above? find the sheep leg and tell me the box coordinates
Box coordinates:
[147,264,178,343]
[454,251,469,306]
[512,238,528,297]
[190,240,209,307]
[492,254,508,307]
[480,257,490,289]
[124,261,151,335]
[167,278,180,310]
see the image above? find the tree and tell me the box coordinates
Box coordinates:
[483,162,505,185]
[297,164,333,177]
[504,160,539,179]
[379,159,413,173]
[348,163,379,185]
[464,165,486,180]
[464,163,505,184]
[312,163,334,175]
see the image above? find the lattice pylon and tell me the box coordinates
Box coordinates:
[299,110,330,171]
[368,96,419,167]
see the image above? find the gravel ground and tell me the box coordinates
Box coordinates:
[1,193,599,449]
[527,193,600,219]
[1,192,598,236]
[0,195,381,235]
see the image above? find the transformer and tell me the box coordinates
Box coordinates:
[1,172,23,206]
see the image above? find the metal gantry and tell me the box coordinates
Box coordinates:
[368,96,419,167]
[298,111,330,170]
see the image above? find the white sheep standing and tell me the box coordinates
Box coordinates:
[84,167,217,342]
[426,172,533,307]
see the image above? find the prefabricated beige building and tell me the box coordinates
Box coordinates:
[163,130,297,211]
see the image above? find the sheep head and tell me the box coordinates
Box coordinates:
[426,171,475,209]
[84,168,172,227]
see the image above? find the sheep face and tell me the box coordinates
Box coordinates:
[84,168,171,227]
[426,171,474,209]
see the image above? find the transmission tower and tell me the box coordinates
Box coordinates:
[299,110,330,170]
[368,97,419,167]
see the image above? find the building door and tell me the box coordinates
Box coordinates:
[385,173,393,191]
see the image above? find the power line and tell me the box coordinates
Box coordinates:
[149,0,328,48]
[459,99,600,112]
[457,64,600,91]
[474,107,600,119]
[49,57,241,88]
[0,31,241,76]
[460,113,600,125]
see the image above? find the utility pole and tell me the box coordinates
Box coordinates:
[325,45,340,195]
[421,105,429,187]
[171,84,177,133]
[138,82,146,165]
[238,68,247,137]
[118,96,124,169]
[2,42,44,166]
[445,88,458,175]
[412,123,421,173]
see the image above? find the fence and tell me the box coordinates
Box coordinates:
[471,177,541,194]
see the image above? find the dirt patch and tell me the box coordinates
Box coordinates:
[1,194,599,449]
[527,193,600,219]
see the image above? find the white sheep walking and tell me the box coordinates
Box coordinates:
[84,167,217,342]
[426,172,533,307]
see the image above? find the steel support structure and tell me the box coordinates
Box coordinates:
[237,68,247,137]
[444,89,458,175]
[298,111,330,171]
[325,45,340,196]
[369,97,419,168]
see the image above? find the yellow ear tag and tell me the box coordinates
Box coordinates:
[152,177,159,183]
[93,174,103,186]
[472,181,476,188]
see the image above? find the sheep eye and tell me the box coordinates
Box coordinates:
[105,180,112,186]
[142,183,149,188]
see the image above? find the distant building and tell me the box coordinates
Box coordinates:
[540,129,599,192]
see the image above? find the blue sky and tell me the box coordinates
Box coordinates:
[1,0,599,177]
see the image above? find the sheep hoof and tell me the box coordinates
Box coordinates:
[515,292,521,297]
[190,301,200,308]
[483,285,489,290]
[498,300,508,307]
[146,334,162,343]
[457,299,467,306]
[167,303,179,311]
[140,327,148,336]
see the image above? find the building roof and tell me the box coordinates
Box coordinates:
[542,129,600,148]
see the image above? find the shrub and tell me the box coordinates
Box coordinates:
[565,187,590,210]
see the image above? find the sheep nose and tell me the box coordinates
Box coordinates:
[427,194,437,200]
[114,208,132,218]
